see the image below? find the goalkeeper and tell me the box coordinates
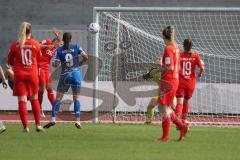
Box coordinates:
[144,57,176,124]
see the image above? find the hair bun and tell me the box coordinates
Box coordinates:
[162,26,175,41]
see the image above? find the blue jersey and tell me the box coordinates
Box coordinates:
[55,44,84,74]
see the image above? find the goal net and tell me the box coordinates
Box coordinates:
[93,7,240,126]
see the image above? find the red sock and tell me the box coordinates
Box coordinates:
[18,101,28,128]
[161,117,170,138]
[38,90,44,108]
[170,112,184,129]
[175,102,183,117]
[30,99,41,126]
[47,89,55,105]
[182,102,189,121]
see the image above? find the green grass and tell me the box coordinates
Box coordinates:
[0,123,240,160]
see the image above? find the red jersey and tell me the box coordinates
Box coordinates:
[179,52,204,89]
[38,39,55,71]
[7,39,42,75]
[161,43,180,80]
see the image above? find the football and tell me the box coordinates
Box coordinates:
[88,23,100,34]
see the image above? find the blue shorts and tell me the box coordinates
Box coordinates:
[0,77,2,84]
[57,71,81,95]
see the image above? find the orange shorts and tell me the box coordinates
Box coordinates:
[158,79,179,106]
[176,87,195,99]
[13,73,39,96]
[39,68,51,86]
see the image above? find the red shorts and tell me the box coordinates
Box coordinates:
[158,78,178,106]
[176,87,195,99]
[13,73,39,96]
[39,68,51,86]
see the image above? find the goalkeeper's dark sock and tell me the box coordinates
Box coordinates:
[146,106,154,122]
[161,117,170,138]
[47,88,55,105]
[182,102,189,122]
[170,112,184,129]
[175,102,183,117]
[18,101,28,129]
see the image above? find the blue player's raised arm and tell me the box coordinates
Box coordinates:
[77,45,88,63]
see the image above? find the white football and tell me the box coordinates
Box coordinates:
[88,23,100,34]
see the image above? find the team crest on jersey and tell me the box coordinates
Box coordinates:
[165,57,171,65]
[46,50,53,56]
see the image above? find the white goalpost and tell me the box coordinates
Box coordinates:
[92,7,240,126]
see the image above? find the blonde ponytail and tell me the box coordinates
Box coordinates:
[18,22,31,48]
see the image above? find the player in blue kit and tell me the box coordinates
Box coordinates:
[44,32,88,129]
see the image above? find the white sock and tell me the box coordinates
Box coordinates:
[76,117,80,122]
[52,117,56,122]
[0,120,4,128]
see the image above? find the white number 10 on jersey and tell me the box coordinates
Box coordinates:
[21,48,32,65]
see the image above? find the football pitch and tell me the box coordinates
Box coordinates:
[0,123,239,160]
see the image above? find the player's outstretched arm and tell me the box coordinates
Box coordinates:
[198,67,205,78]
[0,65,7,89]
[81,52,88,62]
[156,55,163,66]
[79,52,88,66]
[5,65,14,81]
[197,55,205,78]
[52,28,62,39]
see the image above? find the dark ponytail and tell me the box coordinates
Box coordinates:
[162,26,175,41]
[183,38,193,52]
[62,32,72,49]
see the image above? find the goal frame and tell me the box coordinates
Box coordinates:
[92,7,240,124]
